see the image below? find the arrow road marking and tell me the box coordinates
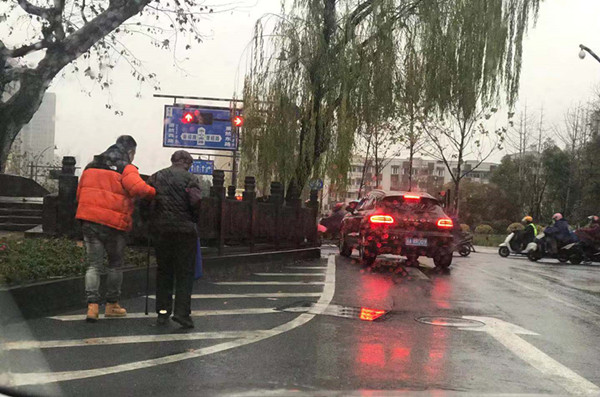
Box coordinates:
[461,316,600,396]
[2,255,336,387]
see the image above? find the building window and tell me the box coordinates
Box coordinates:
[391,165,400,175]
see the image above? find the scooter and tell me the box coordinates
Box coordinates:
[498,232,529,257]
[526,232,576,263]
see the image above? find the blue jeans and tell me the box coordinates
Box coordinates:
[82,222,127,304]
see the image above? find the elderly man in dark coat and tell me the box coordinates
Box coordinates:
[148,150,202,329]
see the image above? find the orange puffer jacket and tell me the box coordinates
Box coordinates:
[76,163,156,232]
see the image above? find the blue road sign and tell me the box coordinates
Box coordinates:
[309,179,324,190]
[163,105,240,151]
[190,160,214,175]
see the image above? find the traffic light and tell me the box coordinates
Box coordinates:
[233,116,244,127]
[181,110,213,125]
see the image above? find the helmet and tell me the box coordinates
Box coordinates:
[522,216,533,223]
[552,213,563,221]
[588,215,599,224]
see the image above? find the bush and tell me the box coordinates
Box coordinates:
[460,224,471,233]
[507,222,524,233]
[0,237,151,285]
[475,224,494,234]
[490,219,511,234]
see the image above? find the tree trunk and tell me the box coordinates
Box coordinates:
[408,141,414,192]
[0,75,50,173]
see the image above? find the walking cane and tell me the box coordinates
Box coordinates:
[145,233,150,316]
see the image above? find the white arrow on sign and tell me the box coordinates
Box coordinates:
[460,316,600,396]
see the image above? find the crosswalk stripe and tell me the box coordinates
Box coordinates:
[3,255,337,387]
[405,267,430,280]
[253,273,324,277]
[146,293,321,299]
[213,281,325,286]
[286,266,327,270]
[2,330,273,351]
[49,308,277,322]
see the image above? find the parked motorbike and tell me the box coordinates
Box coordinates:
[526,232,576,263]
[455,232,475,257]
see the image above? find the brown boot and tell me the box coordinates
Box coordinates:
[86,303,99,322]
[105,302,127,318]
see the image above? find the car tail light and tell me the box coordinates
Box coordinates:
[359,308,387,321]
[369,215,394,224]
[403,194,421,200]
[437,218,454,229]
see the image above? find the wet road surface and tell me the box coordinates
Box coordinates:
[2,246,600,396]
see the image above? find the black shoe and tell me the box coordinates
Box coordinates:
[171,315,194,329]
[157,314,170,326]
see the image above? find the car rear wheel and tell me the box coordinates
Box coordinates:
[434,251,453,269]
[339,234,352,257]
[498,246,510,257]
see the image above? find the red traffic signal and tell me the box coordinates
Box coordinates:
[182,112,195,124]
[233,116,244,127]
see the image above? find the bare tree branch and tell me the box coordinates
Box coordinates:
[17,0,52,18]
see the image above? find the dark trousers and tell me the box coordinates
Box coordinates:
[154,233,196,317]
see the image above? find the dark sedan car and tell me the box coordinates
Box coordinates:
[339,189,454,268]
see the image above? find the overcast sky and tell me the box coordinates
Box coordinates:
[42,0,600,175]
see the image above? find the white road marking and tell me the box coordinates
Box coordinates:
[147,293,322,299]
[285,266,327,270]
[253,273,324,277]
[2,331,273,351]
[49,308,278,322]
[462,316,600,396]
[405,267,430,280]
[4,255,336,387]
[213,281,325,286]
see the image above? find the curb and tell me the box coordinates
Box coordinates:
[0,247,320,324]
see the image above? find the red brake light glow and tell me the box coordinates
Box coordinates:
[359,308,387,321]
[403,194,421,200]
[437,218,454,229]
[369,215,394,224]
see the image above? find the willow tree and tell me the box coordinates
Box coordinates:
[242,0,541,197]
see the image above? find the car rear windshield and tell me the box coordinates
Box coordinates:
[380,196,443,214]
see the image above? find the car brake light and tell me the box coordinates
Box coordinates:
[403,194,421,200]
[437,218,454,229]
[359,308,387,321]
[369,215,394,224]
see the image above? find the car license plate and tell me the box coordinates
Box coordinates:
[405,237,427,247]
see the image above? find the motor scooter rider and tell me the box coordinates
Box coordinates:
[543,213,574,254]
[319,202,346,237]
[575,215,600,251]
[519,216,537,250]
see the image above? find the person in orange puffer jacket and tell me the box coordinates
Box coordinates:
[76,135,156,322]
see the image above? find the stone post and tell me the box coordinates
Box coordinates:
[57,156,78,237]
[242,176,256,201]
[210,170,226,199]
[227,185,236,200]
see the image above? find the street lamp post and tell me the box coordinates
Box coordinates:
[578,44,600,64]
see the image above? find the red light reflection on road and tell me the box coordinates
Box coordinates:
[359,308,386,321]
[358,343,385,367]
[431,277,453,309]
